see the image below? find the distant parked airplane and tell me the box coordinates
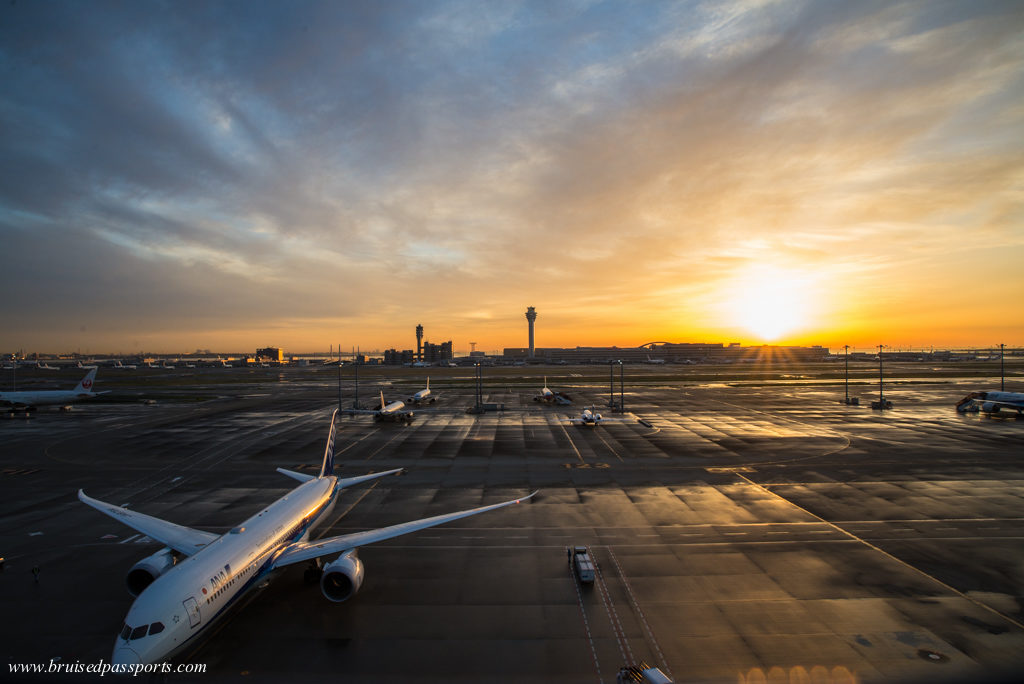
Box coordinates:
[562,406,633,426]
[0,368,105,410]
[956,391,1024,417]
[533,377,572,405]
[77,361,99,369]
[37,362,58,370]
[344,390,415,422]
[406,378,437,405]
[79,409,535,666]
[112,361,137,370]
[644,355,666,365]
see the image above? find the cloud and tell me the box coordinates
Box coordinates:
[1,0,1022,351]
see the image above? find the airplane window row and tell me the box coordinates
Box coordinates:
[205,565,257,604]
[119,621,165,641]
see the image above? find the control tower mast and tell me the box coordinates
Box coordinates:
[525,307,537,358]
[416,324,424,362]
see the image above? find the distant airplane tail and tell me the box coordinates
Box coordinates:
[380,389,386,410]
[73,368,98,395]
[319,409,338,478]
[426,377,429,390]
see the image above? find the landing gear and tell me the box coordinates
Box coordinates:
[303,558,323,584]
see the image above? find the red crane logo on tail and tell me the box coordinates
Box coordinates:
[82,379,92,390]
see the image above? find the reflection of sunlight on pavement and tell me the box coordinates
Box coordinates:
[737,665,857,684]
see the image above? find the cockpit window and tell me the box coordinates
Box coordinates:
[149,622,165,635]
[120,623,131,641]
[130,625,148,640]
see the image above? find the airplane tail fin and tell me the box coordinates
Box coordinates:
[73,368,98,394]
[380,389,386,409]
[426,377,429,390]
[319,409,338,478]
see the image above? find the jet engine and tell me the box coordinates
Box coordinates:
[126,547,178,597]
[981,401,998,413]
[320,549,364,603]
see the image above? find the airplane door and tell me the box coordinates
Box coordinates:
[183,597,201,628]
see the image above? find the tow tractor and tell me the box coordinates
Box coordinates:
[568,545,595,584]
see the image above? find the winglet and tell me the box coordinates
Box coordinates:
[319,409,338,478]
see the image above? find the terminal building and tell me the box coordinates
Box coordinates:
[255,347,284,363]
[502,342,830,364]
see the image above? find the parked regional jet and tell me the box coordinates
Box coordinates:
[78,410,536,666]
[562,406,633,426]
[644,355,666,365]
[956,391,1024,417]
[533,377,572,405]
[406,378,437,405]
[0,368,105,410]
[112,360,137,370]
[37,362,58,370]
[344,390,415,422]
[77,361,99,370]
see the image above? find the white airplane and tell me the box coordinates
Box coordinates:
[185,363,196,369]
[217,360,233,368]
[112,360,137,370]
[78,410,536,666]
[644,355,666,365]
[533,376,572,405]
[344,390,415,422]
[562,406,633,426]
[162,363,176,369]
[77,361,99,369]
[956,391,1024,416]
[0,368,105,410]
[406,377,437,405]
[145,362,160,369]
[37,362,59,370]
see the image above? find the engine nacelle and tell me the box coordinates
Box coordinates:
[320,549,364,603]
[126,547,178,597]
[981,401,998,413]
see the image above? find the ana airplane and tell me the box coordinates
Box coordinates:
[112,361,138,370]
[956,391,1024,417]
[533,377,572,405]
[562,406,634,426]
[0,368,105,410]
[406,377,437,405]
[644,355,666,365]
[79,410,535,666]
[344,390,415,422]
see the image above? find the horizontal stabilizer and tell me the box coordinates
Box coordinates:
[277,467,315,483]
[336,467,404,490]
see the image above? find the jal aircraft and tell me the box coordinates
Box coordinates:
[344,390,416,422]
[78,410,536,666]
[406,377,437,405]
[533,377,572,405]
[956,391,1024,416]
[0,368,105,410]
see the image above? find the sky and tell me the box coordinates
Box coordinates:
[1,0,1022,355]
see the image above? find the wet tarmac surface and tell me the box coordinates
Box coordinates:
[1,364,1022,682]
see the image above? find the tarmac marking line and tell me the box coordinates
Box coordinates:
[606,545,672,681]
[567,558,604,684]
[735,472,1024,633]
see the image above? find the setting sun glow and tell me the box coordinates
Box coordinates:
[730,268,814,342]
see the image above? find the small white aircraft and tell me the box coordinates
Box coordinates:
[562,406,633,426]
[217,359,233,368]
[344,390,415,422]
[185,363,196,369]
[112,361,137,370]
[644,355,666,365]
[79,410,535,666]
[956,391,1024,417]
[533,377,572,405]
[37,362,59,370]
[406,378,437,405]
[0,368,106,410]
[77,361,99,370]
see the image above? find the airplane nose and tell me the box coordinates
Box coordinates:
[112,647,140,665]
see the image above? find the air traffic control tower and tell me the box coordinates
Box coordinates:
[525,306,537,358]
[416,324,424,361]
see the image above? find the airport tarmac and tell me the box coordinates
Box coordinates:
[1,365,1022,682]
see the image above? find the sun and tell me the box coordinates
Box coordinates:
[728,267,813,342]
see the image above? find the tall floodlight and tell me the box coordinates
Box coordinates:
[525,307,537,358]
[871,344,892,410]
[619,360,625,413]
[1000,343,1005,391]
[416,324,424,362]
[844,345,850,403]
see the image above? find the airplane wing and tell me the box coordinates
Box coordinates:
[341,408,381,416]
[78,490,219,555]
[271,491,537,568]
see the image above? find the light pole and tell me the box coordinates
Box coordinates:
[844,345,850,403]
[609,361,615,409]
[619,360,625,413]
[1000,343,1005,392]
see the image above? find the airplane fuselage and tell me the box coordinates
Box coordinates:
[112,476,339,666]
[0,389,93,407]
[957,390,1024,414]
